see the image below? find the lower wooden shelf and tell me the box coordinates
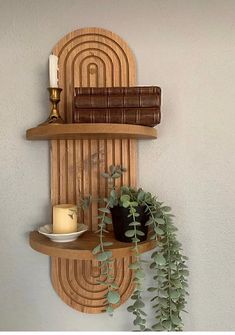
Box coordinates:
[29,230,156,314]
[29,230,157,260]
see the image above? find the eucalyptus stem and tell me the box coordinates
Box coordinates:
[166,225,173,326]
[144,201,166,328]
[98,201,116,313]
[126,203,147,331]
[92,165,126,314]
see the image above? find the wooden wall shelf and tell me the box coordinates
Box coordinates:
[26,123,157,141]
[29,231,157,260]
[27,27,159,314]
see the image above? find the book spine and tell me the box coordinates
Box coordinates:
[74,86,161,96]
[74,94,161,109]
[73,108,161,126]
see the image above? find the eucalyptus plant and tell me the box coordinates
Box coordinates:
[90,165,126,314]
[81,165,189,330]
[117,187,189,331]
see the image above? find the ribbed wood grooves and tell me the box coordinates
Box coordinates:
[51,138,136,230]
[50,27,137,313]
[51,256,135,313]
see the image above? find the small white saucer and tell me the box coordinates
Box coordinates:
[38,224,88,243]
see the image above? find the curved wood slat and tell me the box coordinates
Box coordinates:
[48,27,140,313]
[51,257,135,313]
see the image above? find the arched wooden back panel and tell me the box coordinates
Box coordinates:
[50,27,137,313]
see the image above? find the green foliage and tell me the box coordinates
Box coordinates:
[89,165,127,314]
[81,165,189,329]
[142,195,189,331]
[107,290,121,304]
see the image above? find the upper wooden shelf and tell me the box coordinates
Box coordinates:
[29,231,157,260]
[26,123,157,140]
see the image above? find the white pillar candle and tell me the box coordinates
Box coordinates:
[49,54,58,88]
[53,204,78,234]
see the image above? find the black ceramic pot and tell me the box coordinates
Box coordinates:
[111,205,149,243]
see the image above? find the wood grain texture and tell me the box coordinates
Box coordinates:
[26,123,157,140]
[29,231,157,260]
[51,256,135,313]
[48,27,141,313]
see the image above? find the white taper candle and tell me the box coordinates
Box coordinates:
[49,54,58,88]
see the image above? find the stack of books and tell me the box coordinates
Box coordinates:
[72,86,161,127]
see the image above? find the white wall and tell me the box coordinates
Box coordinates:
[1,0,235,331]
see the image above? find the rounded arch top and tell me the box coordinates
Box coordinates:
[52,27,136,83]
[51,27,137,121]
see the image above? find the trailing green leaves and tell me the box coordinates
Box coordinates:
[107,290,120,304]
[80,164,189,329]
[102,166,188,329]
[126,202,147,331]
[143,199,189,331]
[96,251,112,261]
[92,166,127,314]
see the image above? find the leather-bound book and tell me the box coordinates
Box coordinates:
[74,86,161,96]
[72,86,161,127]
[73,107,161,127]
[74,86,161,109]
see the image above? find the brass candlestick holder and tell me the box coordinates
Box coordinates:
[39,87,64,126]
